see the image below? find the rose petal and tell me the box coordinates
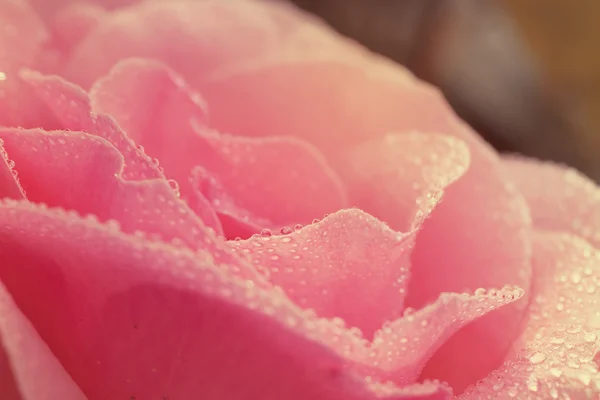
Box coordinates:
[228,208,412,337]
[366,285,524,385]
[0,281,87,400]
[503,156,600,246]
[20,68,223,234]
[0,128,260,283]
[89,58,347,238]
[228,207,524,384]
[460,231,600,399]
[64,0,278,89]
[203,58,533,389]
[0,200,449,400]
[333,132,470,232]
[409,135,532,392]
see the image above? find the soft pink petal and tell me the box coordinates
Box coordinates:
[90,58,347,237]
[0,128,259,283]
[0,199,449,400]
[0,281,87,400]
[503,156,600,247]
[409,138,531,392]
[203,58,532,390]
[460,231,600,399]
[333,132,470,232]
[63,0,278,89]
[20,68,223,233]
[228,209,412,337]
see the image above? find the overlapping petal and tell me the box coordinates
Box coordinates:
[0,200,450,400]
[89,59,347,238]
[333,132,470,232]
[201,57,532,389]
[228,208,524,385]
[460,232,600,399]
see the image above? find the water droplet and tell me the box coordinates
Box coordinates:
[528,352,546,364]
[260,229,272,237]
[167,179,180,196]
[280,226,293,235]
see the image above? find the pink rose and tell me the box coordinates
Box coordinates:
[0,0,598,398]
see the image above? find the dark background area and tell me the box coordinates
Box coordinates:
[289,0,600,181]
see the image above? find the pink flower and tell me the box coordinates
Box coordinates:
[0,0,598,398]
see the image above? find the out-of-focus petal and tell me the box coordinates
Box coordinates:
[64,0,278,89]
[503,156,600,247]
[0,281,87,400]
[0,128,260,283]
[89,59,347,238]
[20,69,223,233]
[460,231,600,399]
[0,199,450,400]
[203,58,533,390]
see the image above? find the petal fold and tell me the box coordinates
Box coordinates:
[0,128,259,283]
[20,68,223,233]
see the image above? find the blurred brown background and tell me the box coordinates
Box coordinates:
[289,0,600,181]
